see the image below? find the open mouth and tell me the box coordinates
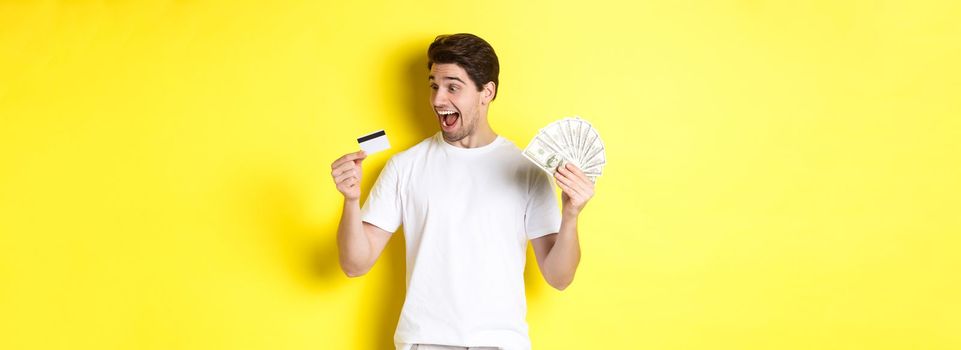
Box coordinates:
[438,110,460,129]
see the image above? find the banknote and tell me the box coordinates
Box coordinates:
[523,116,605,183]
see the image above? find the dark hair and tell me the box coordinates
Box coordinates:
[427,33,500,100]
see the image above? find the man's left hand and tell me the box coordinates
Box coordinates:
[554,163,595,217]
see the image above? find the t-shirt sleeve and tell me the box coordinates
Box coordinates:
[525,167,562,240]
[360,157,402,233]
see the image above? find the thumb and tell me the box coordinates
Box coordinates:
[353,150,367,165]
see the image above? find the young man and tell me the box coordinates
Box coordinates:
[329,33,595,350]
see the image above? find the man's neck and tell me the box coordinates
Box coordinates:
[445,123,497,149]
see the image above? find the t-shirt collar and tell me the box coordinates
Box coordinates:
[435,131,504,155]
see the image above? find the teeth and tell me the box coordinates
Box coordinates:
[438,110,456,115]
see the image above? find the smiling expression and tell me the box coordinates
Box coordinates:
[429,63,490,143]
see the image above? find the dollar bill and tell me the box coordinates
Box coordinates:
[524,116,606,184]
[523,136,568,173]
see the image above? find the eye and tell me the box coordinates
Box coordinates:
[448,85,459,93]
[430,84,438,90]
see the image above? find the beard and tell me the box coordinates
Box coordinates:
[441,116,475,143]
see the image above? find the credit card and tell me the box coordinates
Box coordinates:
[357,129,390,154]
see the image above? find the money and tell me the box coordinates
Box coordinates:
[522,137,565,171]
[523,116,606,183]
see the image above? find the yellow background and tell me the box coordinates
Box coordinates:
[2,1,960,349]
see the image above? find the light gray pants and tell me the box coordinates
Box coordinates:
[410,344,501,350]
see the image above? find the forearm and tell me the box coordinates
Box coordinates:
[337,198,370,276]
[542,213,581,289]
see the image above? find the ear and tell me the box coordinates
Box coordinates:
[480,81,496,105]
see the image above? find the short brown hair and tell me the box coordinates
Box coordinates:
[427,33,500,100]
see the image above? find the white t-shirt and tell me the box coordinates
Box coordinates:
[361,132,562,350]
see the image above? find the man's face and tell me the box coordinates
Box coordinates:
[429,63,485,143]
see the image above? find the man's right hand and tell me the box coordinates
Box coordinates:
[331,150,367,201]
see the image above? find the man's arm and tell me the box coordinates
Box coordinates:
[532,214,580,290]
[331,150,392,277]
[337,199,392,277]
[531,163,595,291]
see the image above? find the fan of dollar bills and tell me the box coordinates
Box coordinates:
[522,116,606,183]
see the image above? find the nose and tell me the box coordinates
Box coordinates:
[431,89,447,108]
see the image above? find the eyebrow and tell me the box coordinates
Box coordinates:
[428,75,466,84]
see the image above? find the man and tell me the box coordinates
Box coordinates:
[329,33,595,350]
